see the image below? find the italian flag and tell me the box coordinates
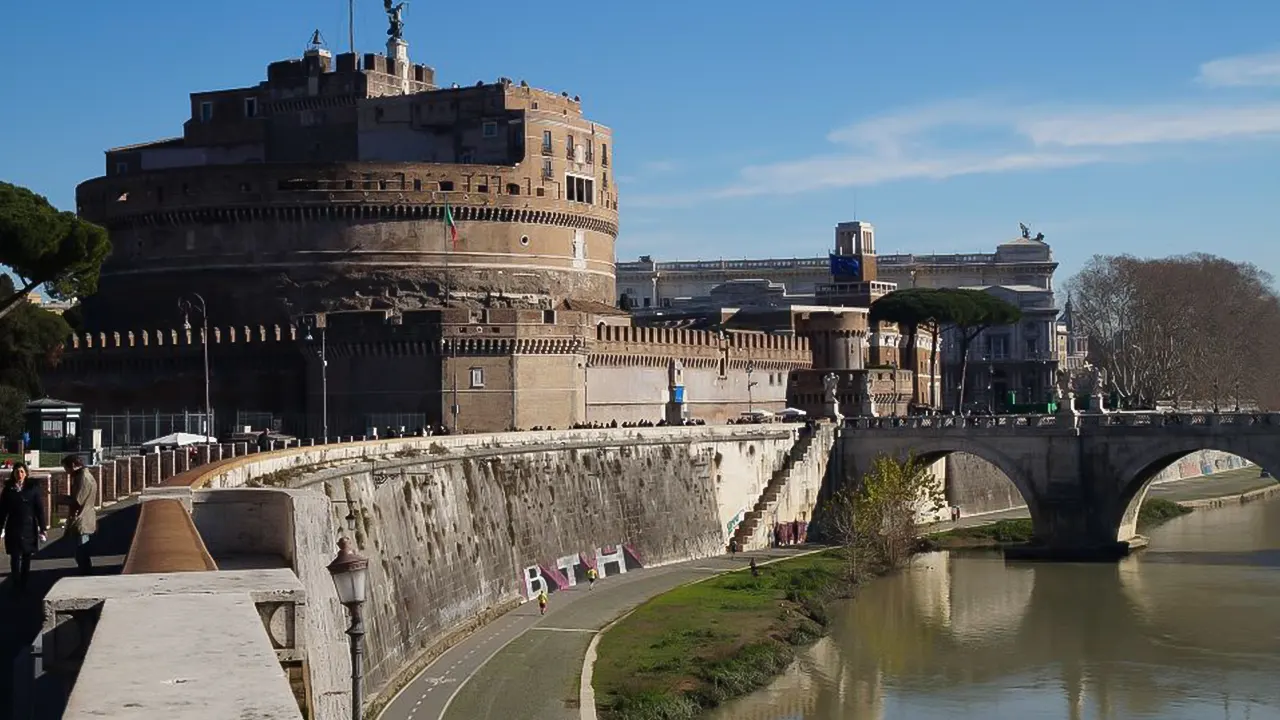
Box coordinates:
[444,201,458,247]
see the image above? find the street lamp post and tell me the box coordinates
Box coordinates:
[304,316,329,441]
[328,537,369,720]
[746,361,757,414]
[179,294,212,444]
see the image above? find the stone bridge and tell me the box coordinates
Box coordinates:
[839,411,1280,558]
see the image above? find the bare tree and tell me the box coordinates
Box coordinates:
[1066,253,1280,410]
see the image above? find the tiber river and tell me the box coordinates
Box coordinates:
[712,496,1280,720]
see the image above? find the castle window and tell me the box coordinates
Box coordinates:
[542,159,553,179]
[460,152,474,163]
[413,178,422,191]
[565,175,594,204]
[345,179,355,190]
[536,188,545,197]
[482,121,498,138]
[244,97,258,118]
[603,173,608,190]
[439,181,454,191]
[586,138,594,164]
[566,133,575,159]
[542,130,553,154]
[199,101,213,123]
[239,182,252,193]
[602,143,608,167]
[507,183,520,195]
[469,367,485,388]
[115,162,128,176]
[477,184,489,193]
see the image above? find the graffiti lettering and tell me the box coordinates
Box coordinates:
[520,541,646,599]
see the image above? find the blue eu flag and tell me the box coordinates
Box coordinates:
[829,254,861,279]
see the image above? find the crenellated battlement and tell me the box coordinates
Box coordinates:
[592,324,808,354]
[65,325,300,350]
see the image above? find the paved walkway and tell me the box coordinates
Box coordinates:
[374,546,815,720]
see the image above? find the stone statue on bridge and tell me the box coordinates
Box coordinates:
[822,372,843,420]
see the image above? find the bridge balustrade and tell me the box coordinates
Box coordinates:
[844,411,1280,431]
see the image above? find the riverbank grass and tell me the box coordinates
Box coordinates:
[593,550,844,720]
[924,498,1194,550]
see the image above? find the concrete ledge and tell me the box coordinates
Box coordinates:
[45,569,305,611]
[1003,536,1148,562]
[122,498,218,575]
[62,593,303,720]
[1178,483,1280,509]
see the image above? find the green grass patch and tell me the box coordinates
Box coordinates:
[593,550,845,719]
[924,519,1034,549]
[1137,497,1192,528]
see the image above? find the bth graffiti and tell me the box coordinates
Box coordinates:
[522,542,645,599]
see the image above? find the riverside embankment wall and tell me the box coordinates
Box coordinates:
[946,449,1256,518]
[191,425,805,712]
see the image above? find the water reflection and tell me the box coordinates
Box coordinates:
[711,498,1280,720]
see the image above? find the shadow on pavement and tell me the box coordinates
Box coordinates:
[1,500,139,719]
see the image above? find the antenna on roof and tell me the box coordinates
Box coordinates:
[348,0,355,54]
[853,189,858,221]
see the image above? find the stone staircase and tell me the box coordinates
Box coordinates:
[731,426,823,551]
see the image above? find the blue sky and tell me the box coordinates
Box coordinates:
[2,0,1279,283]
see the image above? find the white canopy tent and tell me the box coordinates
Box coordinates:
[141,432,217,449]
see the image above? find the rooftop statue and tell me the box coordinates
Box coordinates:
[384,0,407,41]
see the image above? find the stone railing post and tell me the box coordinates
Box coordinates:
[98,463,117,505]
[145,454,161,487]
[130,457,146,495]
[159,451,176,482]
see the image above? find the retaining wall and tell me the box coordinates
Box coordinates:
[179,425,804,713]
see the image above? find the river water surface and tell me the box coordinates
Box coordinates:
[712,497,1280,720]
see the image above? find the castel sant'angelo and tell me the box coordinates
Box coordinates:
[47,14,931,437]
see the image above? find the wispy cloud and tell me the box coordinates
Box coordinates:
[713,52,1280,198]
[639,159,681,174]
[1197,50,1280,87]
[1022,104,1280,147]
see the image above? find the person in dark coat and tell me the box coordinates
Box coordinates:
[0,463,47,591]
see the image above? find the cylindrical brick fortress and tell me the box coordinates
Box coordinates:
[74,44,618,329]
[76,161,618,327]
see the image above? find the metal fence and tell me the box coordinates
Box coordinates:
[86,411,216,450]
[366,413,430,434]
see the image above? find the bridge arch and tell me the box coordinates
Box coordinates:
[864,436,1043,530]
[1111,435,1280,541]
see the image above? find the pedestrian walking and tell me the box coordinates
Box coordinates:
[60,455,98,576]
[586,566,598,590]
[0,463,46,592]
[537,589,549,615]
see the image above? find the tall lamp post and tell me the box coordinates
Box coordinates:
[304,315,330,441]
[745,361,757,414]
[328,537,368,720]
[178,293,212,444]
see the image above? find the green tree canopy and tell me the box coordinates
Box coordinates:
[0,181,111,322]
[0,274,71,397]
[934,289,1022,410]
[0,385,26,440]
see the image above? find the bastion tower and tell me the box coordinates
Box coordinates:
[74,30,617,329]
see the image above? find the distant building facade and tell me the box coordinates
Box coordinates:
[618,225,1062,411]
